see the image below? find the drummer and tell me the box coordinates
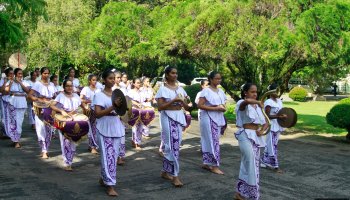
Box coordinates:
[2,68,30,148]
[26,72,37,129]
[28,67,57,159]
[140,77,154,139]
[112,70,126,165]
[50,79,88,171]
[94,69,125,196]
[127,78,145,150]
[80,74,101,154]
[260,83,287,173]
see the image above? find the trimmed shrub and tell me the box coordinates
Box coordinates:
[339,97,350,104]
[326,102,350,140]
[184,84,201,109]
[289,86,308,101]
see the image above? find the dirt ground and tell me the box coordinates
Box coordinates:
[0,116,349,200]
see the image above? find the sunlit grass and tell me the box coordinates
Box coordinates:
[282,101,346,134]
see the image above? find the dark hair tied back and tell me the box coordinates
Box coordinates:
[102,69,115,80]
[207,71,220,85]
[240,82,256,99]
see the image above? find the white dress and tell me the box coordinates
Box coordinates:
[31,81,57,153]
[199,88,226,166]
[155,86,187,176]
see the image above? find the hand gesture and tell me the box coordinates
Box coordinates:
[61,110,70,118]
[279,114,287,119]
[216,104,226,112]
[256,129,264,136]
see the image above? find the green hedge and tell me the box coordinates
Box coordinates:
[184,84,201,109]
[289,86,308,101]
[326,102,350,133]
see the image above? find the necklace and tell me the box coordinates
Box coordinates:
[103,90,112,97]
[165,82,178,90]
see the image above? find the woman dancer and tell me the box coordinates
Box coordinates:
[0,67,14,138]
[155,66,190,187]
[94,69,124,196]
[28,67,57,159]
[50,75,63,95]
[234,83,268,200]
[140,77,154,139]
[112,70,126,165]
[80,74,101,154]
[127,78,144,150]
[120,72,131,92]
[3,68,30,148]
[197,71,226,175]
[26,72,37,129]
[195,79,209,120]
[50,79,87,171]
[261,84,286,173]
[67,68,80,93]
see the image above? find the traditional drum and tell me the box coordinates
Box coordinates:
[54,113,90,142]
[140,107,155,126]
[125,108,139,126]
[33,101,55,125]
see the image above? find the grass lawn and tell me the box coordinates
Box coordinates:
[284,101,346,135]
[190,101,346,135]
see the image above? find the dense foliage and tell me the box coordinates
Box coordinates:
[2,0,349,99]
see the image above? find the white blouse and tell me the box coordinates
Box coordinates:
[199,88,226,126]
[93,92,125,138]
[7,81,29,108]
[81,86,101,102]
[155,86,187,127]
[264,98,284,132]
[54,93,81,112]
[31,81,57,99]
[235,99,266,147]
[127,89,144,105]
[141,87,153,107]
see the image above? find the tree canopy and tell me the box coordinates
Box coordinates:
[13,0,350,97]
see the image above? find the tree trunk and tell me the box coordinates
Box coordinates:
[346,127,350,141]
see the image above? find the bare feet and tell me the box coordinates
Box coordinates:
[172,176,184,187]
[210,166,224,175]
[31,125,36,130]
[161,172,173,181]
[106,186,118,196]
[201,165,224,175]
[14,142,21,148]
[158,151,164,157]
[42,152,49,159]
[132,142,142,150]
[64,165,73,171]
[233,192,244,200]
[117,157,125,166]
[90,148,99,154]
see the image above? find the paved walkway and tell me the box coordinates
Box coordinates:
[0,115,349,200]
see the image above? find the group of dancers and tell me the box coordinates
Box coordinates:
[0,65,286,199]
